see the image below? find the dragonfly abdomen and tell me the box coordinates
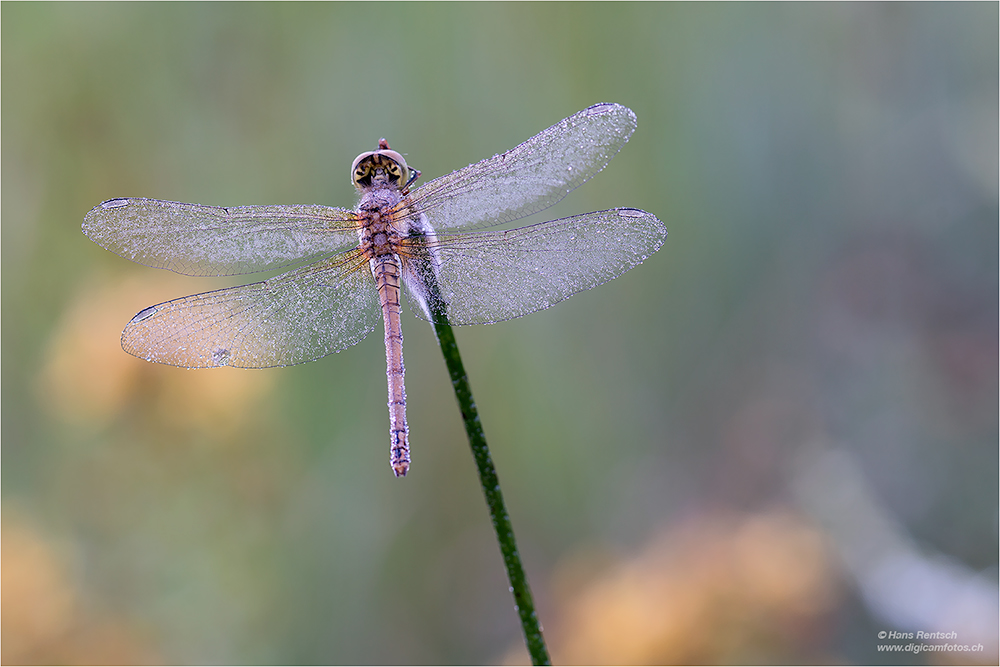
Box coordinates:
[371,254,410,477]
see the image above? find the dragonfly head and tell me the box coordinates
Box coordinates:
[352,138,410,191]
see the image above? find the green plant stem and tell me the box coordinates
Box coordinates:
[431,318,551,666]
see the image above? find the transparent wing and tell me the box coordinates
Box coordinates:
[122,249,379,368]
[403,208,666,325]
[83,197,360,277]
[406,103,637,231]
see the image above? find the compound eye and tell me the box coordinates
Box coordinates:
[351,151,376,188]
[377,150,409,186]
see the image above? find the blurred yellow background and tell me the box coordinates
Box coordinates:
[3,3,997,664]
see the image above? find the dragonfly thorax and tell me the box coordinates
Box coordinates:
[352,139,409,191]
[356,185,407,259]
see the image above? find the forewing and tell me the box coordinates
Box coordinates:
[407,103,637,231]
[83,197,359,276]
[122,250,379,368]
[404,208,665,325]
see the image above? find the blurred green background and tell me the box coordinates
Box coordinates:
[3,3,997,665]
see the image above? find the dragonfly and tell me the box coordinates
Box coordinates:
[83,102,666,477]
